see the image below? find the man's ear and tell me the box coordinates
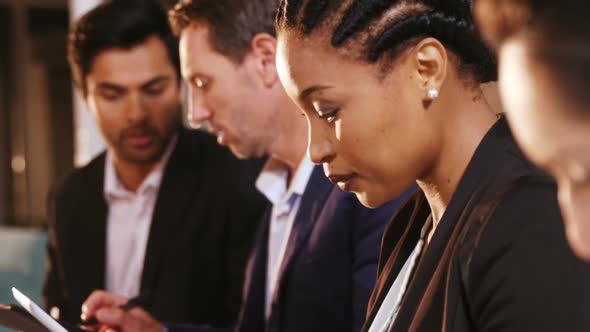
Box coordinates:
[413,37,448,97]
[249,32,279,87]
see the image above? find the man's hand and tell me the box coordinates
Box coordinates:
[81,290,165,332]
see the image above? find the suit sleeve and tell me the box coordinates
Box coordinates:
[42,185,67,316]
[467,182,590,331]
[351,199,396,332]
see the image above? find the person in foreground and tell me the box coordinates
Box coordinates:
[78,0,410,331]
[44,0,266,327]
[474,0,590,260]
[274,0,590,331]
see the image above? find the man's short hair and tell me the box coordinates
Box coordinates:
[168,0,278,64]
[68,0,180,95]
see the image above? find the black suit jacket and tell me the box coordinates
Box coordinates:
[43,129,268,327]
[168,167,411,332]
[362,118,590,332]
[238,167,408,332]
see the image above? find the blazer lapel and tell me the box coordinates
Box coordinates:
[71,155,107,298]
[238,208,272,332]
[391,118,516,331]
[139,134,202,298]
[272,167,332,304]
[362,193,428,332]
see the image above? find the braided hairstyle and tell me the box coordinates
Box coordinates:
[276,0,497,83]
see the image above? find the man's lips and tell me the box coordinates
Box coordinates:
[211,130,226,145]
[125,135,154,148]
[207,124,229,146]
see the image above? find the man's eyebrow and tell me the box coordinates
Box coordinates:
[96,82,125,92]
[141,75,171,89]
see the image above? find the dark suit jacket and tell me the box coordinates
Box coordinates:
[43,129,268,327]
[169,166,411,332]
[362,118,590,332]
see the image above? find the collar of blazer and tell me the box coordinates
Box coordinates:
[138,130,208,298]
[270,166,335,307]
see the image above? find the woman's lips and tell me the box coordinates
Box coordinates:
[327,173,358,191]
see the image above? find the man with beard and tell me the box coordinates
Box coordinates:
[43,0,267,328]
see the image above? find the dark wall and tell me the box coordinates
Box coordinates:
[29,8,74,185]
[0,6,73,226]
[0,6,15,223]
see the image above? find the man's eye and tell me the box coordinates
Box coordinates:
[100,90,122,101]
[145,86,165,96]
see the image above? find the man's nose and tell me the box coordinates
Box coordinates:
[187,88,212,127]
[126,94,148,123]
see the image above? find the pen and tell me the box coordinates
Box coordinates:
[79,295,146,327]
[118,296,145,311]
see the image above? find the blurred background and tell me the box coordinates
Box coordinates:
[0,0,176,329]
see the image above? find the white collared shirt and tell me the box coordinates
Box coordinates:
[103,136,177,298]
[368,216,433,332]
[256,156,315,319]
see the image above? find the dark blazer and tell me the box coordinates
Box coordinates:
[169,166,411,332]
[362,118,590,332]
[43,129,268,327]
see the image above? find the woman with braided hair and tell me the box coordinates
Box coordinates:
[275,0,590,331]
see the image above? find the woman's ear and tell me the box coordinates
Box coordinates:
[413,37,448,101]
[250,32,279,88]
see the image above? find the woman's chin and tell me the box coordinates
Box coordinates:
[354,191,390,209]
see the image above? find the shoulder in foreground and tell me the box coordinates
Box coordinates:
[176,128,265,182]
[486,175,560,232]
[176,129,260,165]
[53,152,106,195]
[472,175,575,264]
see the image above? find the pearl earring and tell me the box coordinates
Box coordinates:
[427,88,439,100]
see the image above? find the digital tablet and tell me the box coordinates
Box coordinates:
[0,303,50,332]
[12,287,68,332]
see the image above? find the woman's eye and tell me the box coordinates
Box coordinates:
[318,108,340,123]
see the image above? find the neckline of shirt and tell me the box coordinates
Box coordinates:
[104,134,178,202]
[256,155,315,208]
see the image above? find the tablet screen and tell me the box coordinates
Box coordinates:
[12,287,68,332]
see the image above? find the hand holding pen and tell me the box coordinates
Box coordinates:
[80,291,164,332]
